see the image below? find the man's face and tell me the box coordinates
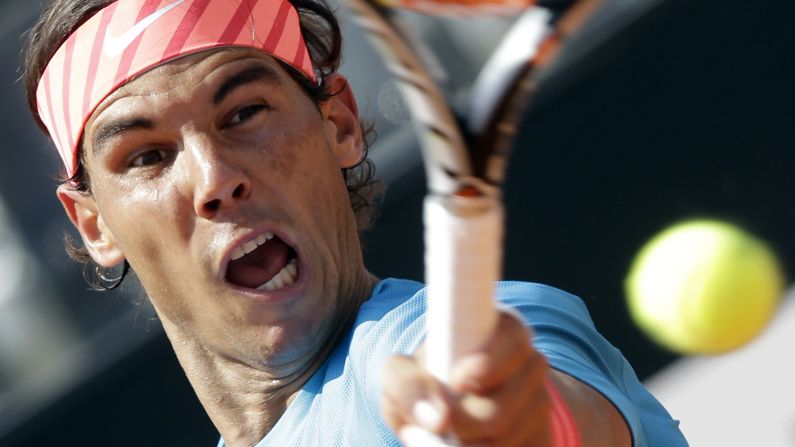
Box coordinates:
[66,49,368,370]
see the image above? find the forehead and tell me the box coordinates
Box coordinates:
[91,48,287,119]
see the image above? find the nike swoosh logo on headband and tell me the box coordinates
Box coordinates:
[103,0,186,58]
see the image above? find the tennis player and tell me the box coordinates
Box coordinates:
[22,0,687,445]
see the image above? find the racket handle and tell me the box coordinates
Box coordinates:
[414,195,502,446]
[424,195,502,382]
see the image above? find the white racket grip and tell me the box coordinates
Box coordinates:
[423,195,502,383]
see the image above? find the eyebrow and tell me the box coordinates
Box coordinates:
[212,63,281,106]
[91,117,155,156]
[89,63,281,155]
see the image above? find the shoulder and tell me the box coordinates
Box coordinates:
[352,277,428,355]
[353,279,593,354]
[495,281,594,323]
[351,279,686,446]
[493,282,687,446]
[358,277,426,318]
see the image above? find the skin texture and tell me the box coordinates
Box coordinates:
[57,48,631,446]
[58,48,377,445]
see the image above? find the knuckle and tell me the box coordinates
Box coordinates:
[459,393,505,430]
[500,311,530,338]
[381,356,425,402]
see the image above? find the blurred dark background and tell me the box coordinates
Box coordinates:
[1,0,793,445]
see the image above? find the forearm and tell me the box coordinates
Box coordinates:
[550,369,632,447]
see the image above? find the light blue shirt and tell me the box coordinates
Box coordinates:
[219,278,688,446]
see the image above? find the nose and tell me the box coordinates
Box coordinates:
[187,136,252,219]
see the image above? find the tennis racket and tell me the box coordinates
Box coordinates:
[343,0,603,444]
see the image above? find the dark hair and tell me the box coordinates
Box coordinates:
[21,0,381,290]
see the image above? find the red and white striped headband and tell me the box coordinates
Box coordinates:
[36,0,315,177]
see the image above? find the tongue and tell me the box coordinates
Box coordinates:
[226,237,291,288]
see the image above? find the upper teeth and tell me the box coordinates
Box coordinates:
[230,232,274,261]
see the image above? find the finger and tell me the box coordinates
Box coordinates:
[400,425,452,446]
[449,354,551,443]
[455,383,551,445]
[381,354,450,434]
[451,311,534,393]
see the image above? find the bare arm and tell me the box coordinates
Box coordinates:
[550,368,632,446]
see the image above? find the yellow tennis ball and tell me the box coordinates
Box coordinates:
[625,220,785,354]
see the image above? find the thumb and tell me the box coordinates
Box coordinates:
[381,354,451,434]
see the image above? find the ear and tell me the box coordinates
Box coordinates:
[319,74,364,168]
[57,185,125,268]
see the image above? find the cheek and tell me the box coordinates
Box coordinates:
[268,114,347,200]
[268,130,300,178]
[95,180,188,285]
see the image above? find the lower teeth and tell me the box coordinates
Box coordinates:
[256,258,298,291]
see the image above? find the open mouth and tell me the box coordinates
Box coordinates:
[225,232,299,291]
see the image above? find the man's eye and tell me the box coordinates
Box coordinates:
[227,104,268,127]
[130,149,168,167]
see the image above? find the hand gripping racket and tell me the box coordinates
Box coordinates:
[342,0,603,444]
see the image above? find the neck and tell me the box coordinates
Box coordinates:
[161,272,378,447]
